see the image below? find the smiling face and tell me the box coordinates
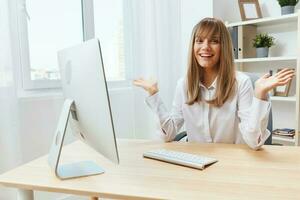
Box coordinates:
[186,18,236,106]
[194,34,221,72]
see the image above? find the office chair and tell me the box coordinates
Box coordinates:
[173,72,273,145]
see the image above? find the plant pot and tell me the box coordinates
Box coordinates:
[256,47,269,58]
[281,6,295,15]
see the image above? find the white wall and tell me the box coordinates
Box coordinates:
[18,96,63,162]
[17,87,136,163]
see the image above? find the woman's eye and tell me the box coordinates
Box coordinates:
[211,39,219,43]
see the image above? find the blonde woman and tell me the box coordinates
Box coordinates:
[133,18,294,150]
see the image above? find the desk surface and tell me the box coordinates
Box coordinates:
[1,139,300,200]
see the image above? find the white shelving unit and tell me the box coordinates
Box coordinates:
[227,12,300,146]
[234,56,297,63]
[227,13,298,27]
[273,135,295,145]
[271,96,296,102]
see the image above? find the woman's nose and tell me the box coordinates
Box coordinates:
[201,39,210,49]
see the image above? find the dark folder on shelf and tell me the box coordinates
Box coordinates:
[229,26,238,59]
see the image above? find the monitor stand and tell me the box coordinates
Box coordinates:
[48,99,104,180]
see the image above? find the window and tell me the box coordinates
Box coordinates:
[17,0,126,91]
[93,0,125,81]
[18,0,83,89]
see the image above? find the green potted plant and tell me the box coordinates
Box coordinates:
[277,0,299,15]
[252,33,275,58]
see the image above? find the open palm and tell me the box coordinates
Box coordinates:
[255,68,294,99]
[133,78,159,95]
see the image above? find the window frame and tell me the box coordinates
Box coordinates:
[16,0,129,92]
[17,0,63,90]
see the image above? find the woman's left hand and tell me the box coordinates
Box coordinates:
[254,68,295,100]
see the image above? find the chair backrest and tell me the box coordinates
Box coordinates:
[243,72,273,145]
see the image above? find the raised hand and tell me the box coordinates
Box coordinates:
[133,78,159,96]
[254,68,295,100]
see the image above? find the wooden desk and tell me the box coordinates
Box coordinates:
[1,139,300,200]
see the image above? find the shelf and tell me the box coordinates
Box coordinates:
[235,56,297,63]
[227,13,298,27]
[270,96,296,102]
[228,12,300,146]
[272,135,295,143]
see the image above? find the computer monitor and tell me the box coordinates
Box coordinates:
[48,38,119,180]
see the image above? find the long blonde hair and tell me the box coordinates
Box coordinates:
[186,17,236,107]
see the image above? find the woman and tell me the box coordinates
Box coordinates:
[133,18,294,150]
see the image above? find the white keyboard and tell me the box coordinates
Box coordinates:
[143,149,218,170]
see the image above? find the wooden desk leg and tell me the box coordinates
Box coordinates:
[90,197,98,200]
[17,189,34,200]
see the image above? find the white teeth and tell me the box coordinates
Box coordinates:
[200,54,212,57]
[200,53,212,56]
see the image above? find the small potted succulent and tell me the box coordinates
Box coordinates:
[252,33,275,58]
[277,0,299,15]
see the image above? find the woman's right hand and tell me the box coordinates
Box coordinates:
[133,78,159,96]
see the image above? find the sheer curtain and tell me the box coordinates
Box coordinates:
[0,0,22,199]
[124,0,183,139]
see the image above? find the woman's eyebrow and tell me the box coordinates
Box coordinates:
[211,35,220,39]
[195,35,220,40]
[196,34,220,38]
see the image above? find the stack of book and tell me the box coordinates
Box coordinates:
[272,128,295,138]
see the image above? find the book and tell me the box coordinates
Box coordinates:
[272,128,295,137]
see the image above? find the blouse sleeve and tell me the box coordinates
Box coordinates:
[145,80,185,142]
[237,77,271,150]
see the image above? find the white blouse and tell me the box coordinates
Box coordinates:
[145,72,271,150]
